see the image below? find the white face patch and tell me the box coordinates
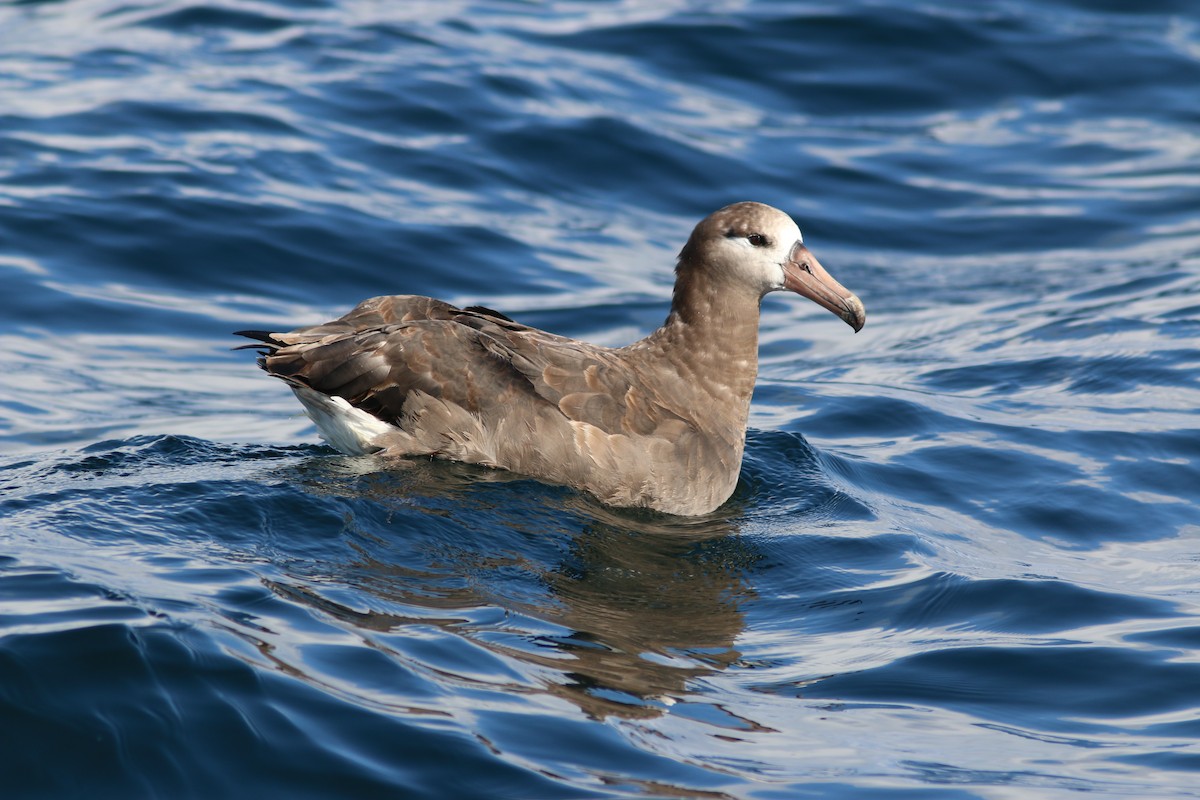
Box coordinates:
[692,203,812,296]
[719,213,805,293]
[769,217,804,292]
[770,260,788,291]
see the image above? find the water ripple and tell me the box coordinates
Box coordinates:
[2,0,1200,797]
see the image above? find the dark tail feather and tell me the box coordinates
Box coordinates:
[233,329,283,352]
[462,305,515,323]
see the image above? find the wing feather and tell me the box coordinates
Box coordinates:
[240,294,693,455]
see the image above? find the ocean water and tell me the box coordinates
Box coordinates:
[2,0,1199,797]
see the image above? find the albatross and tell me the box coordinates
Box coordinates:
[236,202,865,516]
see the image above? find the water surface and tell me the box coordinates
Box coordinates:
[2,1,1200,797]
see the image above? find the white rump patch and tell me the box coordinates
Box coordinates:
[290,385,395,455]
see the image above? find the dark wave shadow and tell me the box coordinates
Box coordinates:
[262,452,758,723]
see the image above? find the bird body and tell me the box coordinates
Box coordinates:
[238,202,865,516]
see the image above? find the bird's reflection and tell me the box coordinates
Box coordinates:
[265,455,758,721]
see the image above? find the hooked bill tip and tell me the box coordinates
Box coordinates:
[843,295,866,332]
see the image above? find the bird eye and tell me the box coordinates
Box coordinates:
[747,233,768,247]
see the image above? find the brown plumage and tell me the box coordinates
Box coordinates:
[237,202,865,515]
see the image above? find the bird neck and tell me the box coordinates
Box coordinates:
[639,267,764,409]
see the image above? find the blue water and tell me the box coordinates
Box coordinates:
[2,1,1199,797]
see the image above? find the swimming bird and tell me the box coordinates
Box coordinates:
[236,202,865,515]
